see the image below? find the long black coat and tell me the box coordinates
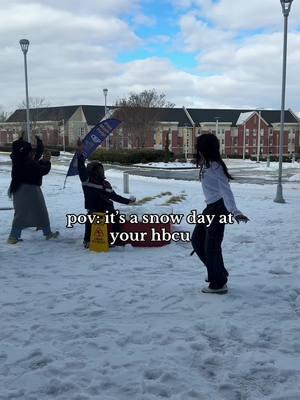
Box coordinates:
[77,154,130,212]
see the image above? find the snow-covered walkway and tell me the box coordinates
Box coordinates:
[0,164,300,400]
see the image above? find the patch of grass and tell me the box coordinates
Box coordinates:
[163,194,187,205]
[156,191,173,198]
[135,196,158,205]
[135,191,173,204]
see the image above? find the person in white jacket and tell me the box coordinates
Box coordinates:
[191,133,249,294]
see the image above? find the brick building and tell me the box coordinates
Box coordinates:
[0,105,299,157]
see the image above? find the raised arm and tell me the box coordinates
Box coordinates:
[76,139,89,182]
[34,135,44,160]
[37,150,51,176]
[77,153,89,182]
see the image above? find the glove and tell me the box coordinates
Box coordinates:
[43,150,51,161]
[129,195,136,203]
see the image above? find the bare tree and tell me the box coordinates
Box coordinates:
[0,106,11,122]
[18,96,50,109]
[18,97,51,133]
[114,89,174,149]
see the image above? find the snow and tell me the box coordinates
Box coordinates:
[288,173,300,182]
[1,155,300,399]
[133,161,195,169]
[236,111,255,125]
[134,158,300,171]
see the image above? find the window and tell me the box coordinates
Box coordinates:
[253,139,256,145]
[246,129,249,136]
[269,138,273,145]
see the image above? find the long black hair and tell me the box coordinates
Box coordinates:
[196,133,233,180]
[8,139,33,196]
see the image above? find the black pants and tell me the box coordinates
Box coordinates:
[191,199,229,289]
[84,210,93,242]
[84,210,121,244]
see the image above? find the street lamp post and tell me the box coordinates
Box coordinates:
[103,88,109,149]
[243,122,246,160]
[19,39,30,142]
[215,116,223,154]
[103,88,108,115]
[257,110,261,162]
[274,0,293,203]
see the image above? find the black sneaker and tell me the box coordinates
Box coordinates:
[83,240,90,249]
[201,284,228,294]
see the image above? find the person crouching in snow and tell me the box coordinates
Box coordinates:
[191,133,249,294]
[76,140,136,248]
[7,136,59,244]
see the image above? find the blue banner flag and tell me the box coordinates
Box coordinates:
[64,118,121,185]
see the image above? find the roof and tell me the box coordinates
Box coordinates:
[83,106,192,127]
[5,106,298,127]
[149,107,192,127]
[6,106,79,123]
[81,105,107,125]
[186,108,298,126]
[236,111,256,126]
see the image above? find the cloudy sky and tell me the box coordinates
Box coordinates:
[1,0,300,113]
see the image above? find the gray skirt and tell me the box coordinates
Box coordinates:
[12,184,50,229]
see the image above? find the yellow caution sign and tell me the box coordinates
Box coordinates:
[89,212,109,252]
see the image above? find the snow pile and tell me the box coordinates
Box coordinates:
[0,165,300,399]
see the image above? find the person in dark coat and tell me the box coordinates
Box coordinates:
[76,141,135,248]
[7,136,59,244]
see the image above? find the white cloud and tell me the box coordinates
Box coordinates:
[1,0,300,113]
[172,0,300,31]
[132,13,156,26]
[0,3,140,50]
[178,12,234,52]
[207,0,300,31]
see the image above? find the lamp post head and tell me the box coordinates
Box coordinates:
[280,0,293,16]
[19,39,30,54]
[103,88,108,97]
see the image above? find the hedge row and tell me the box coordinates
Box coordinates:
[0,145,60,157]
[89,149,175,164]
[249,155,295,162]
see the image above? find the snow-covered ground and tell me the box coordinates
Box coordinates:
[0,157,300,400]
[135,159,300,171]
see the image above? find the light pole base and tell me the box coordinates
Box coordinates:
[274,183,285,203]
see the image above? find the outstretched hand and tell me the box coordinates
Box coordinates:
[43,150,51,161]
[129,195,136,203]
[234,214,249,224]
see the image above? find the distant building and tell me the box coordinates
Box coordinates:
[0,105,299,157]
